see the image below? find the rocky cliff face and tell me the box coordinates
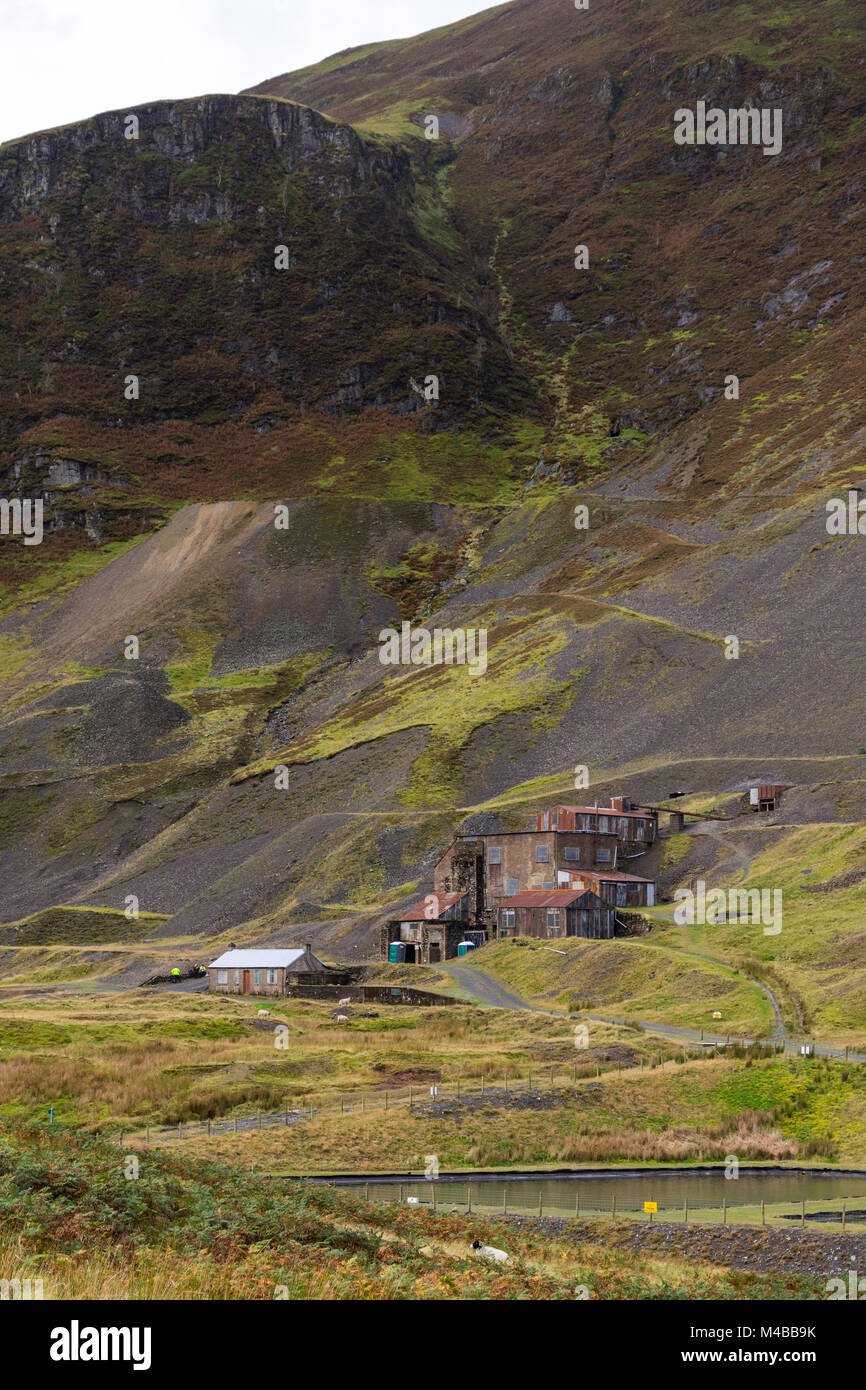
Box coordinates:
[0,92,530,549]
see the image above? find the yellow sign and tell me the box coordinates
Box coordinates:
[644,1201,657,1213]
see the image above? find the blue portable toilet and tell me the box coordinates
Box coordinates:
[389,941,406,964]
[457,940,476,957]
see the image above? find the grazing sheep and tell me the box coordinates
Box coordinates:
[471,1240,510,1264]
[257,1009,270,1017]
[339,997,351,1006]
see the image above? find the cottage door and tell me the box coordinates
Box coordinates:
[242,970,250,994]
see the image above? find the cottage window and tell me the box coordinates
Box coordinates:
[599,816,610,833]
[597,849,611,863]
[266,969,277,985]
[502,908,516,928]
[541,879,555,890]
[551,812,558,827]
[546,909,561,934]
[535,844,549,862]
[488,846,502,865]
[505,877,519,895]
[233,970,240,985]
[563,846,580,862]
[217,970,228,985]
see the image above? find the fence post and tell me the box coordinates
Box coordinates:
[259,1114,262,1129]
[575,1191,580,1219]
[284,1108,288,1125]
[503,1188,507,1216]
[612,1194,616,1221]
[341,1096,344,1114]
[364,1183,369,1202]
[399,1185,404,1204]
[528,1072,532,1091]
[432,1184,436,1211]
[467,1184,472,1214]
[146,1126,149,1143]
[409,1087,413,1110]
[801,1200,805,1229]
[761,1199,765,1227]
[538,1190,543,1218]
[684,1200,688,1224]
[234,1117,238,1132]
[722,1199,727,1225]
[842,1201,847,1231]
[207,1119,211,1136]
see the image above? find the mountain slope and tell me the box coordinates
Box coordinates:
[1,0,866,1041]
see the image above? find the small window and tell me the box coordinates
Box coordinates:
[551,812,558,828]
[488,846,502,865]
[505,878,519,895]
[597,849,611,863]
[217,970,228,985]
[266,969,276,985]
[599,816,611,833]
[546,909,561,934]
[502,908,516,928]
[535,844,549,863]
[233,970,240,984]
[541,879,555,890]
[563,846,580,862]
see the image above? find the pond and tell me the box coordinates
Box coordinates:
[319,1167,866,1222]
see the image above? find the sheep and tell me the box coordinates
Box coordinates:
[339,996,351,1006]
[470,1240,510,1264]
[257,1009,270,1018]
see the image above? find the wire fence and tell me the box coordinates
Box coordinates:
[117,1054,715,1146]
[344,1183,866,1231]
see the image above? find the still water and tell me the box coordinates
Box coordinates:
[325,1168,866,1215]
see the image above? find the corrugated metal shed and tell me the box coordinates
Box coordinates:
[499,889,591,908]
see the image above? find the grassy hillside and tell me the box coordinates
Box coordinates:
[0,1124,824,1299]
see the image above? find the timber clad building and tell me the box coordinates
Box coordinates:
[380,795,658,961]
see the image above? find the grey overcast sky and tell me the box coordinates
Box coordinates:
[1,0,489,146]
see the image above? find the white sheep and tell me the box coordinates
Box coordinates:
[257,1009,270,1017]
[339,996,351,1006]
[471,1240,510,1264]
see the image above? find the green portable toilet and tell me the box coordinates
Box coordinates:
[457,940,476,957]
[389,941,406,964]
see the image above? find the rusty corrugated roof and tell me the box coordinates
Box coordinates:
[398,891,467,921]
[498,889,599,908]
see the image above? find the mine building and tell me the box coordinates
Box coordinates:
[207,945,340,996]
[381,795,659,960]
[497,888,616,940]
